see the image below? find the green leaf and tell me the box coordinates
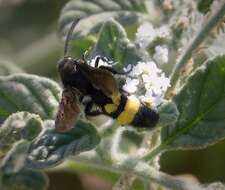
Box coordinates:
[58,0,149,39]
[0,113,47,189]
[111,127,144,156]
[197,0,214,14]
[0,112,43,157]
[89,19,147,69]
[69,35,97,58]
[0,74,61,120]
[0,169,48,190]
[1,140,30,175]
[0,61,23,76]
[205,182,225,190]
[68,162,144,190]
[26,120,100,169]
[161,55,225,149]
[158,101,179,127]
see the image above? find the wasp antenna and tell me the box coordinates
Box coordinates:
[64,18,80,57]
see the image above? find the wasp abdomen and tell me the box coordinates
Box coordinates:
[116,96,140,125]
[131,105,159,128]
[104,94,159,129]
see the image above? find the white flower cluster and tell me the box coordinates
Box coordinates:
[89,54,170,108]
[153,45,169,65]
[135,22,170,65]
[135,23,155,49]
[123,61,170,108]
[135,22,170,49]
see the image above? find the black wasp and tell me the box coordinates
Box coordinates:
[55,19,159,132]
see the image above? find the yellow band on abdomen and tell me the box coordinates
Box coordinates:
[117,96,140,125]
[104,94,121,114]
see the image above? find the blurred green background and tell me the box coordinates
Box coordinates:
[0,1,224,189]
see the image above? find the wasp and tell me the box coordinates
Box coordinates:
[55,19,159,132]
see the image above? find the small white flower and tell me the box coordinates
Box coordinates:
[144,73,170,95]
[139,90,153,103]
[128,61,162,77]
[142,72,158,85]
[153,45,169,65]
[124,61,170,95]
[140,91,162,108]
[129,62,146,76]
[136,22,170,49]
[157,26,170,39]
[122,78,139,93]
[123,60,170,108]
[135,22,155,48]
[143,61,162,75]
[151,96,162,108]
[158,73,171,92]
[145,79,163,95]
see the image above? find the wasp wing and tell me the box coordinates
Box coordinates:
[79,63,119,97]
[55,88,81,132]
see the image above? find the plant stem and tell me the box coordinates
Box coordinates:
[112,174,136,190]
[74,152,204,190]
[168,2,225,95]
[111,129,161,190]
[144,181,151,190]
[142,144,164,162]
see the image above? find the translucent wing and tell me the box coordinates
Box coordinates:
[55,88,81,132]
[79,62,119,97]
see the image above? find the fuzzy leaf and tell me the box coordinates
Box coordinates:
[1,140,30,175]
[58,0,149,39]
[89,19,147,69]
[26,120,100,169]
[0,112,43,157]
[112,127,144,156]
[158,101,179,127]
[0,61,23,76]
[0,169,48,190]
[161,55,225,149]
[0,74,61,120]
[206,33,225,57]
[197,0,214,14]
[205,182,225,190]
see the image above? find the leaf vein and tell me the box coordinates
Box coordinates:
[18,80,51,119]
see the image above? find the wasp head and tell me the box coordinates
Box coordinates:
[58,56,79,82]
[58,56,77,72]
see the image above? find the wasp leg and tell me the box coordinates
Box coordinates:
[94,56,133,75]
[84,101,103,116]
[120,87,130,96]
[99,65,133,75]
[94,56,110,68]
